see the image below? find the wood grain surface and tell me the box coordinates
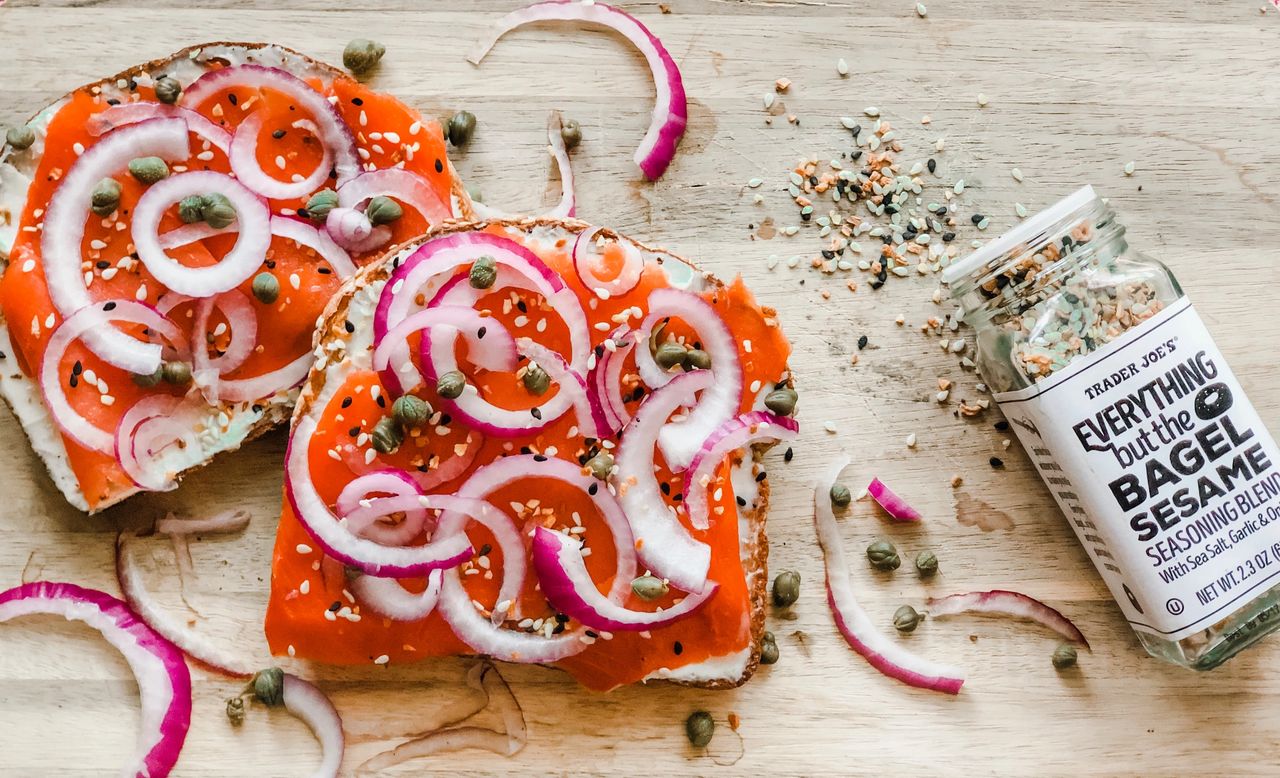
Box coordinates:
[1,0,1279,775]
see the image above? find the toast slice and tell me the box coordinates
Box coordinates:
[264,218,794,690]
[0,42,472,512]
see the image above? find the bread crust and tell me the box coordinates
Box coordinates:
[295,216,780,689]
[0,42,474,512]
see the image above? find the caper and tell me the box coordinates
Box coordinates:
[5,125,35,150]
[392,394,433,429]
[437,370,466,400]
[251,667,285,707]
[90,178,122,218]
[201,192,236,229]
[365,195,402,226]
[654,341,687,370]
[763,387,798,416]
[683,348,711,371]
[830,483,852,508]
[648,319,668,359]
[343,38,386,76]
[371,417,403,454]
[866,539,900,571]
[161,360,192,385]
[128,156,169,185]
[252,272,280,304]
[560,118,582,151]
[131,365,164,387]
[154,76,182,105]
[630,575,668,601]
[468,254,497,289]
[225,696,246,727]
[914,549,939,577]
[177,194,207,224]
[771,569,801,607]
[447,110,477,147]
[522,362,550,396]
[305,189,339,221]
[685,710,714,748]
[893,604,922,633]
[759,631,780,665]
[1052,642,1078,670]
[585,451,614,481]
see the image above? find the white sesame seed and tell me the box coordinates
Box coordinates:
[89,239,107,250]
[1011,167,1024,182]
[1123,160,1136,176]
[864,106,880,117]
[21,259,35,273]
[409,121,422,135]
[289,273,301,290]
[365,448,377,464]
[837,58,849,76]
[906,433,918,448]
[916,3,928,16]
[100,394,115,406]
[374,654,390,665]
[287,645,296,657]
[296,543,314,555]
[196,150,215,161]
[274,155,286,170]
[359,110,368,127]
[300,579,311,594]
[977,93,988,107]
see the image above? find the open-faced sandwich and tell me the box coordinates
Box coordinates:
[265,218,799,690]
[0,42,469,512]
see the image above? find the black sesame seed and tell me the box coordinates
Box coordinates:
[351,97,364,106]
[479,544,492,556]
[72,361,83,376]
[344,320,355,333]
[69,374,79,388]
[228,93,238,106]
[927,158,937,174]
[265,259,276,269]
[533,454,548,462]
[586,630,599,639]
[318,266,332,274]
[970,213,984,225]
[520,446,532,455]
[272,129,286,140]
[994,420,1009,431]
[989,457,1004,468]
[102,301,117,311]
[755,471,767,482]
[96,260,110,269]
[673,641,684,655]
[530,407,542,420]
[341,397,353,408]
[434,159,444,173]
[660,481,671,495]
[588,482,599,496]
[942,232,956,242]
[672,493,683,502]
[106,98,121,106]
[376,394,386,408]
[296,207,311,219]
[349,426,360,437]
[857,335,869,350]
[328,601,341,612]
[439,414,451,425]
[784,447,794,463]
[477,326,487,339]
[517,300,527,313]
[736,496,747,507]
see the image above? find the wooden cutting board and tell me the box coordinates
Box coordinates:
[1,0,1278,774]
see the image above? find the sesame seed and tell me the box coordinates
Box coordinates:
[374,654,390,665]
[300,580,311,594]
[289,273,301,290]
[1011,167,1024,182]
[296,544,314,554]
[1123,160,1136,176]
[916,2,928,16]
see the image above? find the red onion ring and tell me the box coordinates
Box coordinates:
[280,673,345,778]
[336,168,450,227]
[468,0,687,180]
[351,571,443,622]
[270,216,357,279]
[39,300,188,454]
[193,290,257,378]
[41,117,189,366]
[132,171,271,297]
[614,369,713,593]
[814,457,965,694]
[87,102,232,154]
[159,221,236,250]
[867,477,923,522]
[682,411,798,531]
[0,581,193,775]
[229,112,332,200]
[202,353,311,405]
[336,470,430,547]
[180,63,359,186]
[516,337,608,439]
[374,305,518,396]
[532,527,718,631]
[115,394,192,492]
[927,590,1091,649]
[586,325,635,435]
[572,228,643,299]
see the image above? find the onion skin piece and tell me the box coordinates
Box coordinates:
[927,590,1091,650]
[281,673,345,778]
[814,458,966,695]
[866,477,923,522]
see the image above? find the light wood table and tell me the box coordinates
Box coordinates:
[1,0,1278,774]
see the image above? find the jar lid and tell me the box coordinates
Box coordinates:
[941,184,1097,286]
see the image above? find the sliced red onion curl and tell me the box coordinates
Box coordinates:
[517,337,608,439]
[615,369,714,594]
[335,432,484,495]
[0,581,192,775]
[193,290,258,380]
[86,101,232,153]
[324,207,391,254]
[532,527,718,631]
[926,590,1091,649]
[468,0,687,180]
[159,221,237,250]
[116,531,257,678]
[337,168,450,227]
[204,353,312,405]
[586,325,635,436]
[336,469,431,547]
[351,571,443,622]
[361,727,511,772]
[115,394,194,492]
[682,411,798,531]
[270,216,357,279]
[814,456,965,694]
[867,477,923,522]
[278,673,344,778]
[132,171,271,297]
[572,228,644,299]
[229,112,332,200]
[373,305,518,397]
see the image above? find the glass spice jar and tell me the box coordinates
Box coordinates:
[945,185,1280,670]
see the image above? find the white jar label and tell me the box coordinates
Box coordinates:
[995,296,1280,641]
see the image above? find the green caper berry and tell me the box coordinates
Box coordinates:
[161,360,191,385]
[522,363,551,396]
[683,348,711,371]
[763,387,798,416]
[759,631,780,665]
[366,195,402,226]
[5,126,35,150]
[654,341,687,370]
[437,370,466,400]
[771,570,801,607]
[177,194,207,224]
[685,710,715,748]
[343,38,386,75]
[128,156,169,185]
[830,483,852,508]
[866,540,901,571]
[154,76,182,105]
[90,178,122,218]
[560,118,582,151]
[469,255,497,289]
[201,192,236,229]
[225,696,246,727]
[252,272,280,304]
[585,451,615,481]
[893,604,922,633]
[648,320,668,359]
[131,365,164,387]
[251,667,285,707]
[1052,642,1078,670]
[392,394,433,429]
[305,189,339,221]
[371,417,403,454]
[447,110,477,147]
[630,575,668,601]
[914,550,939,577]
